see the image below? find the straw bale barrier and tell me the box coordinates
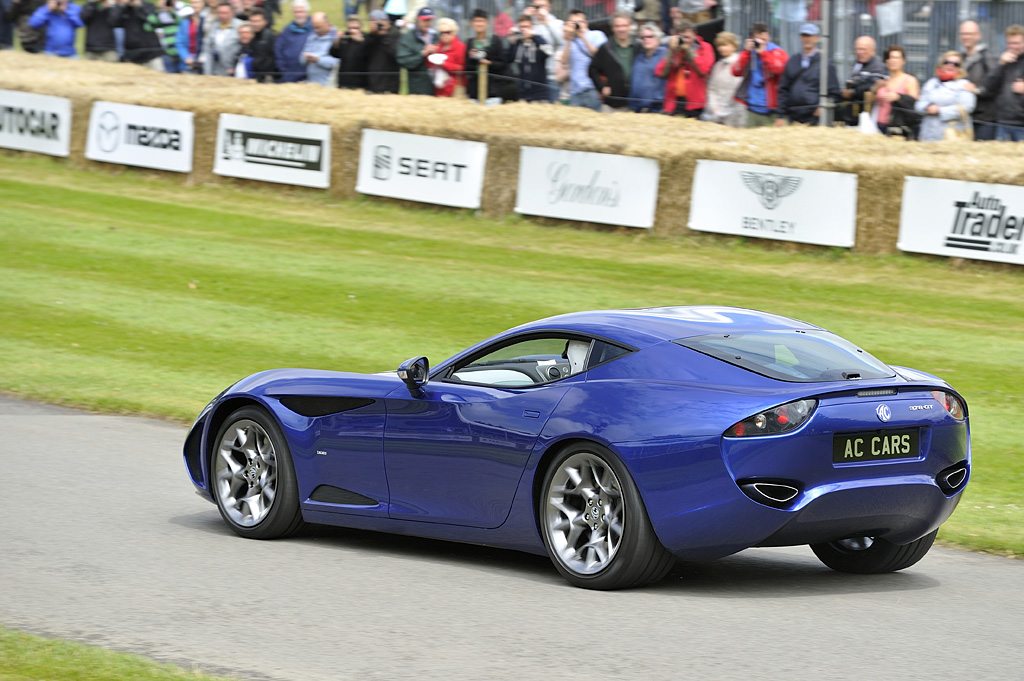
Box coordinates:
[4,51,1024,256]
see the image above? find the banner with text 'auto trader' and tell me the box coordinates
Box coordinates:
[689,160,858,247]
[213,113,331,189]
[0,89,72,157]
[356,129,488,209]
[85,101,194,173]
[515,147,660,229]
[899,176,1024,266]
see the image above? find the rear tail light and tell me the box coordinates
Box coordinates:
[725,399,817,438]
[931,390,966,419]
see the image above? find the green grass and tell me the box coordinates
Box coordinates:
[0,625,232,681]
[0,153,1022,560]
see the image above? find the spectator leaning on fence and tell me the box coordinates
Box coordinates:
[176,0,204,72]
[563,8,606,112]
[589,11,637,113]
[916,51,976,142]
[525,0,562,102]
[982,24,1024,142]
[959,20,997,140]
[775,23,839,127]
[871,44,920,138]
[118,0,166,70]
[329,14,367,90]
[396,6,438,96]
[839,35,886,125]
[702,31,745,126]
[202,0,241,75]
[274,0,310,82]
[465,9,507,104]
[81,0,119,60]
[29,0,83,57]
[301,11,336,86]
[657,19,713,117]
[732,21,787,127]
[364,9,400,94]
[507,14,551,102]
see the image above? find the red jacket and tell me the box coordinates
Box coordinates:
[731,43,788,112]
[434,37,466,97]
[655,36,715,113]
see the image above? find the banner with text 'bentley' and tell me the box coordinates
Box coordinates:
[899,176,1024,266]
[214,114,331,188]
[0,89,72,157]
[689,160,858,248]
[86,101,194,173]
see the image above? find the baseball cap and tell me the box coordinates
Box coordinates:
[368,9,387,20]
[417,7,435,18]
[799,23,820,35]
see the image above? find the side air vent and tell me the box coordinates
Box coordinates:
[277,396,375,417]
[309,485,378,506]
[857,388,898,398]
[738,480,802,509]
[936,461,969,494]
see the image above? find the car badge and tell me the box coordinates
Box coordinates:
[876,404,892,422]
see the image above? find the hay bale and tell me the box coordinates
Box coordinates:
[4,51,1024,255]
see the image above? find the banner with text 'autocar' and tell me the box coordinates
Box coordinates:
[899,176,1024,266]
[515,147,660,229]
[213,114,331,188]
[689,160,858,247]
[86,101,194,173]
[0,89,72,157]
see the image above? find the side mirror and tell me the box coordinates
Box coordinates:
[397,356,429,397]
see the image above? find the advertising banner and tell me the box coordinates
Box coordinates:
[899,176,1024,265]
[689,160,858,247]
[0,89,72,157]
[85,101,194,173]
[515,147,660,229]
[356,129,488,209]
[214,114,331,188]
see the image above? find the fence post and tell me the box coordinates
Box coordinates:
[478,62,488,102]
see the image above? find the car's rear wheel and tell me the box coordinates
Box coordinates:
[540,443,674,589]
[810,529,938,574]
[211,406,305,539]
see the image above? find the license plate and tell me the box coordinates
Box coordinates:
[833,429,919,463]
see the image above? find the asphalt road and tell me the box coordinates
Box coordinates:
[2,395,1022,681]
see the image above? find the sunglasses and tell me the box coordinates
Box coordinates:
[439,30,453,34]
[641,34,656,39]
[943,60,961,66]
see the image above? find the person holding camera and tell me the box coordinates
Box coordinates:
[80,0,119,60]
[524,0,562,101]
[506,13,551,102]
[731,21,787,127]
[656,18,713,117]
[329,14,367,89]
[562,8,606,111]
[464,9,508,104]
[396,6,438,96]
[364,9,400,94]
[116,0,165,69]
[28,0,83,56]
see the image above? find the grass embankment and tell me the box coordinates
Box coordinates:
[0,626,232,681]
[0,154,1022,558]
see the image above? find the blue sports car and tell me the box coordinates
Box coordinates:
[183,307,970,589]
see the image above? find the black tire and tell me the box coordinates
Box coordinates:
[810,530,938,574]
[539,443,675,590]
[210,406,305,539]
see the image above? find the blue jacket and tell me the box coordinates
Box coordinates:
[629,45,667,112]
[275,19,311,83]
[175,16,203,65]
[29,2,83,56]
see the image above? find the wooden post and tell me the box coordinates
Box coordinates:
[478,62,488,103]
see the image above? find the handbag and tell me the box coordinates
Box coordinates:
[943,104,974,141]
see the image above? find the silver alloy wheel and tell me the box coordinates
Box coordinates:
[836,536,875,551]
[214,419,279,527]
[544,451,625,576]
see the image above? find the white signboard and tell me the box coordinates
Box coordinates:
[356,129,488,209]
[689,159,858,247]
[899,176,1024,265]
[0,89,72,157]
[515,147,660,229]
[85,101,194,173]
[214,113,331,188]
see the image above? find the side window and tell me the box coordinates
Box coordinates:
[588,340,630,369]
[450,337,591,388]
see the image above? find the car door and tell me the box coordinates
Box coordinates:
[382,335,590,529]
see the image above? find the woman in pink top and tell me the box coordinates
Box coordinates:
[872,44,921,137]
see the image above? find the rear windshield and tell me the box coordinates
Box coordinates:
[674,330,895,383]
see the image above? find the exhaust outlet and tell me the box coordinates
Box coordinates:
[937,461,969,494]
[738,480,802,509]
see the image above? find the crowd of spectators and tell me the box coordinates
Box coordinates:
[3,0,1024,141]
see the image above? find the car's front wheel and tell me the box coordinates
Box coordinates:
[540,443,674,589]
[211,406,305,539]
[810,530,938,574]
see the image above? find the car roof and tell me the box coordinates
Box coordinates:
[510,306,823,348]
